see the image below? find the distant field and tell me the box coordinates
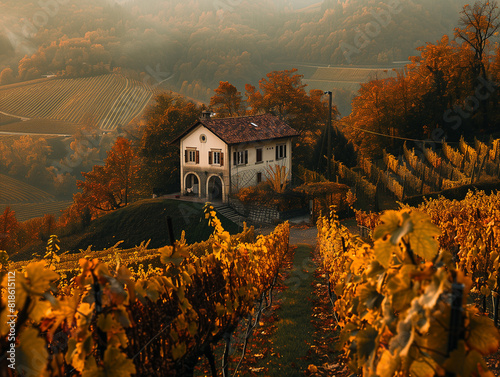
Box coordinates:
[0,173,72,221]
[309,66,398,83]
[3,200,72,222]
[0,173,55,204]
[0,74,154,132]
[302,66,401,115]
[302,66,400,91]
[312,66,397,81]
[0,113,21,125]
[302,79,362,92]
[0,119,80,135]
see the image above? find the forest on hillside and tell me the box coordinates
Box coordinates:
[0,0,468,102]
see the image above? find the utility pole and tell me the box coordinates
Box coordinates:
[325,91,333,180]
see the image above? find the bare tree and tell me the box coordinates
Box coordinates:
[455,1,500,129]
[455,1,500,79]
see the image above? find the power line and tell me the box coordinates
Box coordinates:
[337,123,460,144]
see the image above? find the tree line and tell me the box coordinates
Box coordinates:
[344,1,500,158]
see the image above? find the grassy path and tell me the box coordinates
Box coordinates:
[254,244,317,376]
[195,227,351,376]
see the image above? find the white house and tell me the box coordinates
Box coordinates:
[173,112,299,202]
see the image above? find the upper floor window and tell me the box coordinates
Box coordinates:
[185,148,199,164]
[276,144,287,160]
[256,148,263,163]
[209,150,224,166]
[233,150,248,166]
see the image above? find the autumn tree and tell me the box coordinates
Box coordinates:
[455,1,500,80]
[139,93,201,193]
[77,137,140,212]
[0,68,15,85]
[57,196,94,230]
[17,217,45,246]
[246,69,309,120]
[0,207,19,254]
[343,78,393,158]
[0,135,52,178]
[209,81,244,117]
[344,28,494,157]
[455,1,500,129]
[245,69,339,171]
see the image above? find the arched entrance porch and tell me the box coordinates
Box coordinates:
[207,175,223,201]
[184,172,200,196]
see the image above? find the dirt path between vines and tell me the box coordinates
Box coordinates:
[196,222,355,376]
[234,224,353,376]
[252,243,317,376]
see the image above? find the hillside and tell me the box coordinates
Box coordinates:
[0,119,81,135]
[11,198,241,261]
[0,0,468,105]
[0,74,155,132]
[0,173,72,221]
[0,173,54,203]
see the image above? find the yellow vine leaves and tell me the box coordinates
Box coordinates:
[467,311,500,355]
[317,206,500,377]
[1,203,289,375]
[373,209,440,267]
[16,327,48,377]
[81,346,136,377]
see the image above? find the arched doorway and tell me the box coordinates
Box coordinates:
[185,173,200,196]
[207,175,223,201]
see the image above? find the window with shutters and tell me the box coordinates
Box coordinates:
[276,144,287,160]
[257,172,262,183]
[185,148,199,164]
[233,150,248,166]
[256,148,263,163]
[209,150,223,166]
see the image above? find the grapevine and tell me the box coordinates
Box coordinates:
[0,204,289,376]
[317,206,500,376]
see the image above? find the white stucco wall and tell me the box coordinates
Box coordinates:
[180,125,294,200]
[180,125,229,200]
[230,138,293,193]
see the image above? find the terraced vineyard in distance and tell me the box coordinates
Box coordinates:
[0,173,55,203]
[0,113,21,125]
[0,173,71,221]
[5,200,72,222]
[0,74,155,132]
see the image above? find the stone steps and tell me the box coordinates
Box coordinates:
[214,204,245,225]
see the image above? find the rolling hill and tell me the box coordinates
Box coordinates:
[0,173,71,221]
[0,119,81,135]
[11,198,241,261]
[0,74,156,133]
[0,173,55,203]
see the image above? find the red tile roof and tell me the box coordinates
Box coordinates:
[173,114,299,145]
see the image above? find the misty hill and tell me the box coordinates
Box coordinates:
[0,74,155,132]
[0,0,469,107]
[0,172,72,221]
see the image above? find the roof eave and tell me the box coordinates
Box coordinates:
[170,120,205,144]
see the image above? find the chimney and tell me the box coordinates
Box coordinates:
[201,110,211,120]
